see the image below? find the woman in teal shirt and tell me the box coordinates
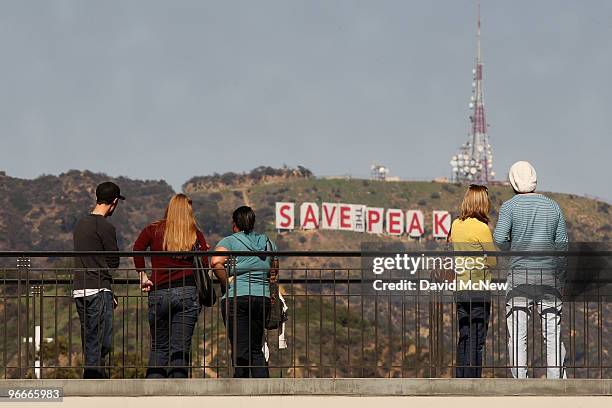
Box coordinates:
[211,206,278,378]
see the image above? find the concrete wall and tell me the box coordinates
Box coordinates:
[1,378,612,396]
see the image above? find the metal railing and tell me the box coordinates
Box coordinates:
[0,250,610,379]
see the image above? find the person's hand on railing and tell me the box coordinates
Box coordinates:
[139,271,153,292]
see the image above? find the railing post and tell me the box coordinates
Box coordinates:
[16,257,31,379]
[225,255,237,378]
[32,283,44,379]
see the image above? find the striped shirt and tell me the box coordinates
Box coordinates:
[493,193,568,287]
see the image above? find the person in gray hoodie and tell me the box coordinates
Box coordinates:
[494,161,568,378]
[211,206,278,378]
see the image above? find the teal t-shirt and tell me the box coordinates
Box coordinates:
[217,231,276,298]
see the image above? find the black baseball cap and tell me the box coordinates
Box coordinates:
[96,182,126,204]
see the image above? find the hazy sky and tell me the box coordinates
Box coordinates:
[1,1,611,200]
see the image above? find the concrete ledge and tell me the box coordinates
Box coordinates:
[1,379,612,396]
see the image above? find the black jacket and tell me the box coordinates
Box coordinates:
[72,214,120,291]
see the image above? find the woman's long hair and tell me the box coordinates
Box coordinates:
[459,184,490,224]
[162,194,197,251]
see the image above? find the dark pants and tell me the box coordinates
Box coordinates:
[221,296,270,378]
[456,299,491,378]
[147,286,201,378]
[74,291,114,379]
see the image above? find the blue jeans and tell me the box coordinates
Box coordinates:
[74,291,114,379]
[147,286,201,378]
[456,300,491,378]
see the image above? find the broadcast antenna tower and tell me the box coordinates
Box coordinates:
[450,4,495,183]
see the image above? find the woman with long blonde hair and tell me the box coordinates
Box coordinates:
[449,184,497,378]
[133,194,209,378]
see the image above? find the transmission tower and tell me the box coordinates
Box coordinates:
[450,4,495,184]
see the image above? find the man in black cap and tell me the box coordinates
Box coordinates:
[72,181,125,378]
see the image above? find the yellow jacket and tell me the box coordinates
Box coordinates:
[449,217,497,286]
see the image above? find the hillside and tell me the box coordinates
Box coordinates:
[0,170,174,251]
[0,168,610,253]
[183,165,312,194]
[191,177,612,249]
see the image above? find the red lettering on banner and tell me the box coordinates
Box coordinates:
[339,205,352,229]
[323,205,336,226]
[276,201,452,237]
[301,204,319,229]
[433,211,450,238]
[386,210,403,235]
[368,211,381,231]
[367,207,384,234]
[279,204,293,228]
[407,211,424,237]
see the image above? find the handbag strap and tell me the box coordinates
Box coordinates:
[232,234,273,263]
[191,237,208,268]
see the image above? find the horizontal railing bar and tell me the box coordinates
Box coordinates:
[1,278,611,285]
[10,267,612,272]
[5,365,612,370]
[0,250,611,257]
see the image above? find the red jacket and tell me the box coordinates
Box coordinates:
[133,221,209,289]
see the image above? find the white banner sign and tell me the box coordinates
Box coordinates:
[432,210,451,238]
[338,204,353,231]
[352,204,367,232]
[276,201,452,239]
[406,210,425,238]
[386,209,404,236]
[300,202,319,229]
[275,202,295,230]
[366,207,384,234]
[321,203,338,230]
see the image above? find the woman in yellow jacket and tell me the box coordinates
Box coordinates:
[449,184,496,378]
